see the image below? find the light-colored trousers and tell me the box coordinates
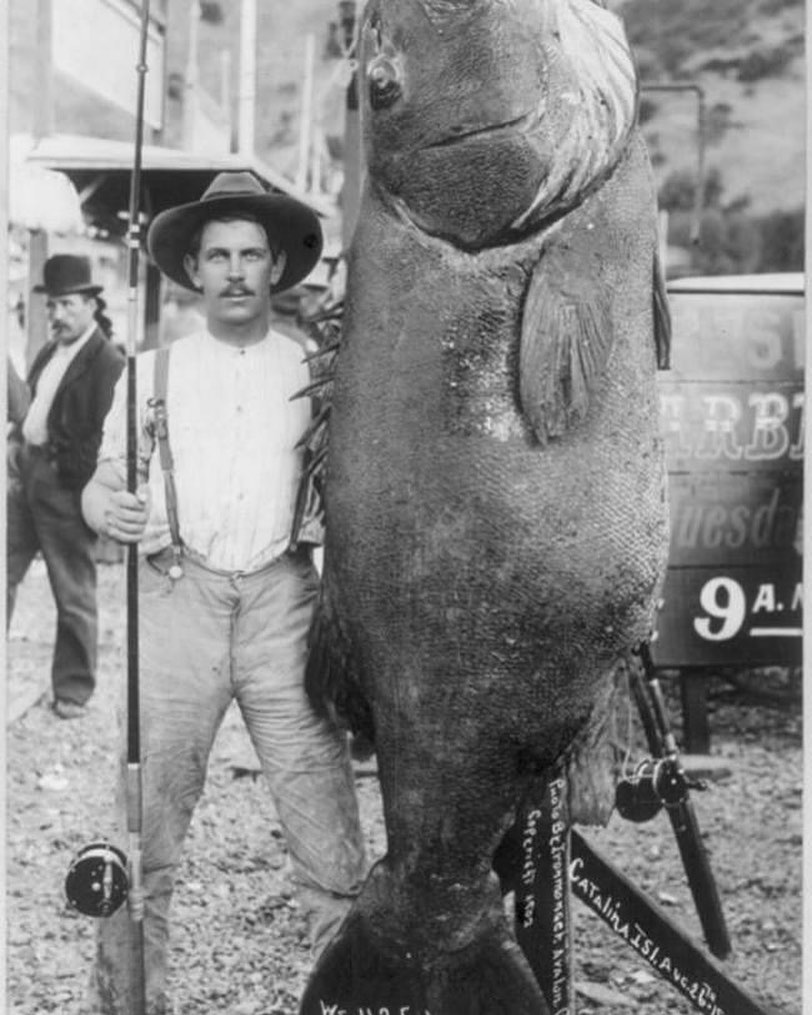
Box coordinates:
[87,547,367,1015]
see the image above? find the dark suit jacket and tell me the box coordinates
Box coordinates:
[20,328,125,491]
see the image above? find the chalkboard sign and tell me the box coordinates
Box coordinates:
[652,274,804,668]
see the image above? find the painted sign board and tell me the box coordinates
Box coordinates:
[652,275,804,667]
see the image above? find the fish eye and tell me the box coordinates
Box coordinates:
[367,53,402,110]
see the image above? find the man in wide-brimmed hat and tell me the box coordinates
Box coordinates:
[81,172,367,1014]
[7,253,124,720]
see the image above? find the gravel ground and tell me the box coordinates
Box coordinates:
[6,560,803,1015]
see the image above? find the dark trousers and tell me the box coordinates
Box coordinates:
[6,443,98,705]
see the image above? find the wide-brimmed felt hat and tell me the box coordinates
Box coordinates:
[33,255,103,297]
[146,171,323,294]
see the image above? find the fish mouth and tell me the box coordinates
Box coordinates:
[423,111,533,150]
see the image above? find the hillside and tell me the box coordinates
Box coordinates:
[615,0,805,215]
[192,0,805,218]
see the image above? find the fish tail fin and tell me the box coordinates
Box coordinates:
[299,908,551,1015]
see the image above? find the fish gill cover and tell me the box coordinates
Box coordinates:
[361,0,640,248]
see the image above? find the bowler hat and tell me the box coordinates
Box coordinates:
[33,255,103,297]
[146,172,323,294]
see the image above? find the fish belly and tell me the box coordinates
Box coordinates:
[328,177,667,784]
[301,148,667,1015]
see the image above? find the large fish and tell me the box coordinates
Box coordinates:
[301,0,671,1012]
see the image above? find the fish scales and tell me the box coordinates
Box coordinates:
[300,1,670,1013]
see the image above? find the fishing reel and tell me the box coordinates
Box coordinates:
[65,841,129,917]
[615,757,705,823]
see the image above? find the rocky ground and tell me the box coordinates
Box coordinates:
[6,560,803,1015]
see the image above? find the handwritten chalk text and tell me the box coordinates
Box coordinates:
[319,1004,431,1015]
[569,857,727,1015]
[548,777,569,1011]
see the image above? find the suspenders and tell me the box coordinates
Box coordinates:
[145,344,316,575]
[148,347,184,579]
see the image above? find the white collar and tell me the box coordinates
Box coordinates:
[53,322,96,357]
[200,326,282,355]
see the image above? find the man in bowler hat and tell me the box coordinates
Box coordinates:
[81,172,366,1013]
[7,254,124,719]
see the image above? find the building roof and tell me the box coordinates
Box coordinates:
[13,133,337,231]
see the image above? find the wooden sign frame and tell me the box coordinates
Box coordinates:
[653,279,803,671]
[651,277,803,749]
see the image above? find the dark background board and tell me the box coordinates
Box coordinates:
[654,560,802,666]
[666,290,804,380]
[651,283,804,669]
[659,381,803,472]
[665,474,801,567]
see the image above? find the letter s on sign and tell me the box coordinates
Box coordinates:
[693,577,747,641]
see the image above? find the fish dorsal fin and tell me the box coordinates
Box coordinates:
[519,247,613,444]
[653,251,672,370]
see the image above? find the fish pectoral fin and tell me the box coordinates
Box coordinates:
[519,251,613,444]
[305,580,375,745]
[653,250,672,370]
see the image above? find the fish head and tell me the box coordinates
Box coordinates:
[359,0,639,249]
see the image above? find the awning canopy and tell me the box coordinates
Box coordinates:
[9,162,85,234]
[14,133,337,234]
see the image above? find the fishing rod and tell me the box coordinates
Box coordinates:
[123,3,151,1009]
[65,2,151,1010]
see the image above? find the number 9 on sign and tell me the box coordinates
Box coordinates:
[693,577,747,641]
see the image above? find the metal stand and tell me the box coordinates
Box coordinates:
[630,645,731,958]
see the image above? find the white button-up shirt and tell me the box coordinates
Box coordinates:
[98,328,314,572]
[22,325,96,446]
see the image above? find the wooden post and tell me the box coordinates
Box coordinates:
[296,35,316,192]
[182,0,201,151]
[27,0,54,371]
[237,0,256,156]
[220,49,232,150]
[1,0,9,634]
[311,122,323,197]
[680,670,711,755]
[26,235,49,371]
